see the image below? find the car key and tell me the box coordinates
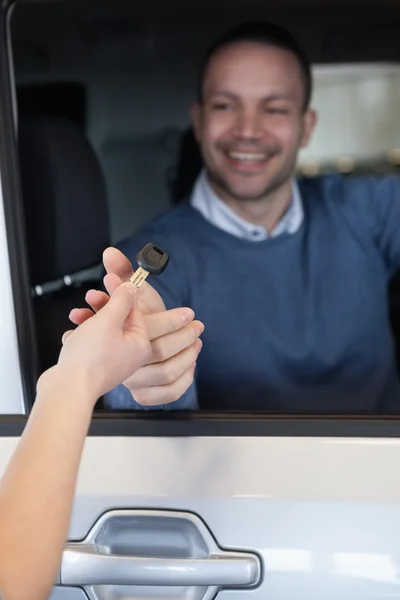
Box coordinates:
[130,242,170,287]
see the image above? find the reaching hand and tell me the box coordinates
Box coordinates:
[58,281,151,401]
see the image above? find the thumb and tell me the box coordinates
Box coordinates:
[61,330,74,345]
[123,288,148,334]
[102,282,138,327]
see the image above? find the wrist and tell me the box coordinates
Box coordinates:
[37,365,99,409]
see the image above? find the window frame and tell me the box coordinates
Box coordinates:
[0,0,38,415]
[2,413,400,438]
[3,0,400,436]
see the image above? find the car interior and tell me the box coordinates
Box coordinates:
[8,0,400,409]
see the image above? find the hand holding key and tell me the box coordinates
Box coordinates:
[69,246,204,406]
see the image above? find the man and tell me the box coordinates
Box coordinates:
[81,21,400,412]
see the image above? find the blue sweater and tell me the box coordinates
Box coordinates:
[104,174,400,413]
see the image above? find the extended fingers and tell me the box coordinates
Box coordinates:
[124,339,201,388]
[128,364,197,406]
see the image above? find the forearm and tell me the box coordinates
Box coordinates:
[0,368,96,600]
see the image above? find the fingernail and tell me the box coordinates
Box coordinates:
[181,308,194,323]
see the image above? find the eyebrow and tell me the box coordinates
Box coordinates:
[209,90,294,103]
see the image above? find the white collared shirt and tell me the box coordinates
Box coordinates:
[190,170,303,241]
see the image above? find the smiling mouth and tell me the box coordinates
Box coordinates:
[228,151,267,162]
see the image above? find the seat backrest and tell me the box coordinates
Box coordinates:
[100,130,179,243]
[18,115,110,373]
[168,127,202,204]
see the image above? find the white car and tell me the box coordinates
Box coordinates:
[1,0,400,598]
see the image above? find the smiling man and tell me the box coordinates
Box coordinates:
[190,25,315,234]
[103,21,400,413]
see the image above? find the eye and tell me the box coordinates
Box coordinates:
[265,107,289,115]
[211,101,234,111]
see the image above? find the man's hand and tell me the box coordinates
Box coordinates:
[69,248,204,405]
[103,247,166,314]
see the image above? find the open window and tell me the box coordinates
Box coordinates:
[2,0,400,420]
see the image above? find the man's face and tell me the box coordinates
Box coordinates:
[191,42,316,203]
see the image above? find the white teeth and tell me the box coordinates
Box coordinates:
[228,152,266,162]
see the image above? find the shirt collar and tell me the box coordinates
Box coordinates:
[190,170,303,241]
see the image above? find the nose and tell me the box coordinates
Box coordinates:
[233,107,263,140]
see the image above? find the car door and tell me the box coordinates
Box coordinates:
[3,374,400,600]
[60,420,400,600]
[2,155,400,600]
[2,2,400,600]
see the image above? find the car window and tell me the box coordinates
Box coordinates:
[4,0,400,417]
[299,64,400,175]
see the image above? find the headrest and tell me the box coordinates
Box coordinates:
[18,115,110,285]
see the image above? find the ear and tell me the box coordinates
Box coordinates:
[300,108,317,148]
[190,103,202,142]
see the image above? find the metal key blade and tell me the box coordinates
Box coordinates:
[130,266,150,287]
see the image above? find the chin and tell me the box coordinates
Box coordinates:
[225,182,273,202]
[209,170,277,202]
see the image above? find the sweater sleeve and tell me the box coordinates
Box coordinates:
[336,175,400,276]
[362,175,400,275]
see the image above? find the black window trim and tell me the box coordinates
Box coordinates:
[3,412,400,438]
[0,0,39,414]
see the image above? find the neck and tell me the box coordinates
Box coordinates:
[208,178,294,232]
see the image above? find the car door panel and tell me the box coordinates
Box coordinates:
[0,434,390,600]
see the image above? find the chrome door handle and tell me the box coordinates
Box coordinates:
[61,544,261,587]
[59,509,262,599]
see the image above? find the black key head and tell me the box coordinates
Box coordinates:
[136,243,170,276]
